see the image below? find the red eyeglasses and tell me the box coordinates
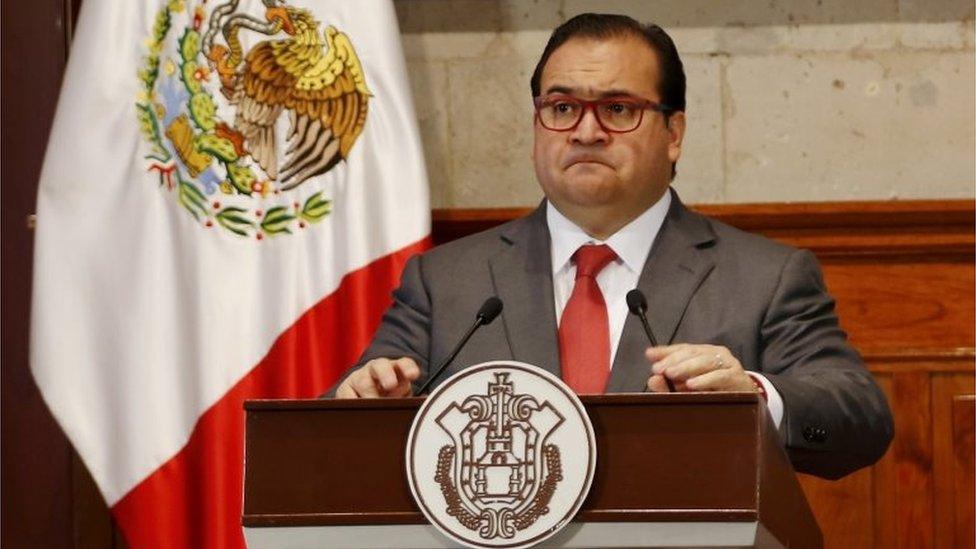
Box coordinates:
[533,94,674,133]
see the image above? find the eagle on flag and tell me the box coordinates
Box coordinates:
[205,0,372,189]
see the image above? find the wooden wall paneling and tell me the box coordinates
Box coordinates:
[1,0,75,547]
[820,261,975,352]
[872,374,897,549]
[952,395,975,549]
[71,454,116,548]
[933,373,960,547]
[932,372,976,548]
[431,208,534,246]
[4,0,124,546]
[797,467,874,548]
[690,199,975,262]
[891,370,936,548]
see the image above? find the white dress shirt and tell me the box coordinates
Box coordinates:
[548,194,670,363]
[546,193,784,428]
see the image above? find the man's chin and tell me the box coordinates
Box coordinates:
[563,173,618,194]
[559,182,621,209]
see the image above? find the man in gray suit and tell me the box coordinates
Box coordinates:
[332,14,893,479]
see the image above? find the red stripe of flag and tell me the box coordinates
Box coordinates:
[111,237,430,548]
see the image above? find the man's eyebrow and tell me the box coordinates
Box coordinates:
[542,85,640,98]
[543,85,575,95]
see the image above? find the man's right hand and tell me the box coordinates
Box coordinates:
[335,357,421,398]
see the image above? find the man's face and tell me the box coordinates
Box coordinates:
[532,34,685,237]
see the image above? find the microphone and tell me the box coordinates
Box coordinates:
[416,297,503,395]
[626,289,675,392]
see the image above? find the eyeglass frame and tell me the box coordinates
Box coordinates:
[532,93,675,134]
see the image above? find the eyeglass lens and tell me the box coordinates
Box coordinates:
[538,98,645,131]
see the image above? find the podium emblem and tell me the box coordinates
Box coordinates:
[407,361,596,549]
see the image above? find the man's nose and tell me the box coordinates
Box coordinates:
[570,106,610,145]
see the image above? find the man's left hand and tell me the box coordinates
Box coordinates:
[644,344,757,392]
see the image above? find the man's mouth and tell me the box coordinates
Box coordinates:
[565,156,612,169]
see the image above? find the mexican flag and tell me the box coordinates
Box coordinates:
[30,0,429,546]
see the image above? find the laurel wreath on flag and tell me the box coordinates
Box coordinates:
[135,1,332,239]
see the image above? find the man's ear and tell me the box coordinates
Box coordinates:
[666,111,686,163]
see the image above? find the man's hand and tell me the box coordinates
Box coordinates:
[335,357,421,398]
[644,344,757,393]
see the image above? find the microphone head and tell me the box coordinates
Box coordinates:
[476,297,504,324]
[626,289,648,315]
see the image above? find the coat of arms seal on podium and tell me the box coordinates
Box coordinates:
[407,361,596,549]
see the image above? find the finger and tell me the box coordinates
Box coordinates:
[645,344,689,364]
[664,352,726,382]
[686,368,752,392]
[352,370,381,398]
[646,345,689,373]
[393,358,421,382]
[335,380,357,399]
[391,359,422,397]
[392,380,412,397]
[646,374,691,392]
[646,374,670,392]
[369,360,400,393]
[648,345,698,375]
[685,368,728,391]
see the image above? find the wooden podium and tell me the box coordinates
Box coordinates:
[243,393,822,548]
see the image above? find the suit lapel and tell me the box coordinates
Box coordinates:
[606,193,716,392]
[489,204,562,378]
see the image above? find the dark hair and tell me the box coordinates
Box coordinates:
[530,13,686,113]
[530,14,687,179]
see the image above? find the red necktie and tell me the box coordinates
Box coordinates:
[559,244,617,393]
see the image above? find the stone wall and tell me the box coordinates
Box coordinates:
[393,0,975,207]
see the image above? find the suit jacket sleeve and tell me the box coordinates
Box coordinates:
[761,249,894,479]
[323,253,434,396]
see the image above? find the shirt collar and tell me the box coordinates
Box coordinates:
[547,189,672,274]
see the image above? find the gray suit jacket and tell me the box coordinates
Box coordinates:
[336,192,893,479]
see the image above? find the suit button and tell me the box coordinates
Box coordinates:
[803,426,827,443]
